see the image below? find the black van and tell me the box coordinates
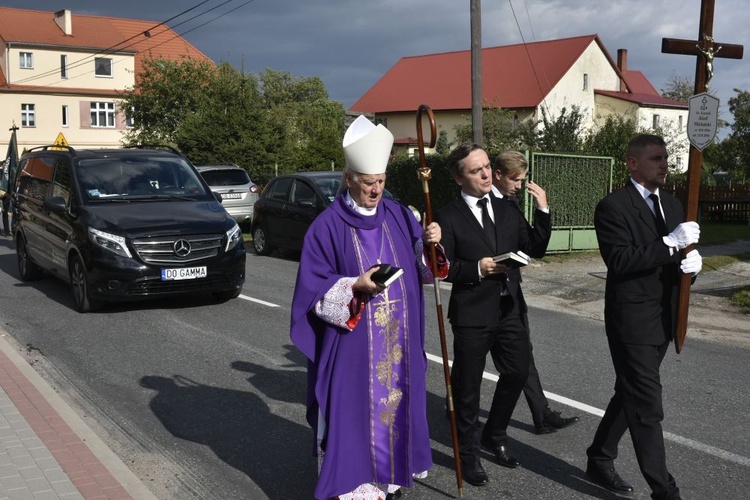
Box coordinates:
[11,146,246,312]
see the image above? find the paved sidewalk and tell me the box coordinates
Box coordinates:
[0,332,156,500]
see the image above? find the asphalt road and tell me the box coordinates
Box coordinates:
[0,237,748,500]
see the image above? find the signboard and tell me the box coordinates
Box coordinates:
[687,93,720,151]
[51,132,69,150]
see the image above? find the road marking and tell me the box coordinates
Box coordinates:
[425,352,750,468]
[238,294,281,307]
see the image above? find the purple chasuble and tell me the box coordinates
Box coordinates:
[291,195,432,499]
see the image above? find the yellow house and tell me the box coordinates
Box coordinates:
[0,7,210,152]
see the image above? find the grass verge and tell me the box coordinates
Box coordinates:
[730,286,750,313]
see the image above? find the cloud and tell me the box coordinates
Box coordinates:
[3,0,748,122]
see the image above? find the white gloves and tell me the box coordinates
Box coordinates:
[680,249,703,275]
[664,221,700,250]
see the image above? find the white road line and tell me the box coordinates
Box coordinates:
[238,294,281,307]
[425,352,750,468]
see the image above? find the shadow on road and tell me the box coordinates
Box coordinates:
[140,359,316,499]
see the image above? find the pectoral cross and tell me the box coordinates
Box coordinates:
[661,0,743,353]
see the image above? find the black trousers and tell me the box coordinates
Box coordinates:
[587,338,680,500]
[523,339,553,426]
[451,296,529,462]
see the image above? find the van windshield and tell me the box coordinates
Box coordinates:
[77,157,207,202]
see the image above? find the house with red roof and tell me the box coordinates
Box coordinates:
[350,34,689,170]
[0,7,210,151]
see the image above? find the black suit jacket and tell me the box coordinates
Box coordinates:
[436,195,543,327]
[594,182,684,345]
[503,195,552,257]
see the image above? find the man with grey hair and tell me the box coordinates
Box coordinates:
[291,116,447,500]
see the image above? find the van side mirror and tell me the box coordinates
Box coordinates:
[43,196,67,214]
[212,190,223,203]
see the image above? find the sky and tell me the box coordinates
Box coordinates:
[4,0,749,126]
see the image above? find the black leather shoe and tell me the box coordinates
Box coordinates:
[481,439,520,468]
[586,464,634,494]
[536,410,580,434]
[461,459,489,486]
[385,488,402,500]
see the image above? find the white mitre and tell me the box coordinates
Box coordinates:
[343,115,394,175]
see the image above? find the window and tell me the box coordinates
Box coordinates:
[62,105,69,127]
[125,107,135,129]
[94,57,113,77]
[52,159,73,205]
[61,55,68,78]
[676,156,682,169]
[21,104,35,127]
[583,73,589,91]
[90,102,115,128]
[374,117,388,127]
[653,114,660,129]
[19,52,33,69]
[678,115,684,130]
[269,178,293,201]
[292,180,315,205]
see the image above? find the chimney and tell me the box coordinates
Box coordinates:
[617,49,628,92]
[54,9,73,36]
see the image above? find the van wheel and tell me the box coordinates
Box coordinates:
[253,226,273,256]
[17,237,43,281]
[69,255,102,313]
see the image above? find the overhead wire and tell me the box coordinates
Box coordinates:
[507,0,552,118]
[10,0,214,86]
[11,0,254,88]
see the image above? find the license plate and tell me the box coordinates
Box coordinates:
[221,193,242,199]
[161,266,207,281]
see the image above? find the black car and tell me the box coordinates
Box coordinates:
[251,171,404,256]
[11,145,246,312]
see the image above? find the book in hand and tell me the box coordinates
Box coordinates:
[369,264,404,287]
[492,250,530,268]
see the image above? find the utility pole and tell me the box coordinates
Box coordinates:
[470,0,482,145]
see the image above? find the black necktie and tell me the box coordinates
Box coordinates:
[649,193,668,236]
[477,197,496,253]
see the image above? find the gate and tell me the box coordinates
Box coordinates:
[526,152,614,252]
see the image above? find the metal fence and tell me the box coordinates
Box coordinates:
[527,152,614,252]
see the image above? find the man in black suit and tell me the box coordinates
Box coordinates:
[435,144,548,487]
[492,151,579,434]
[586,134,702,500]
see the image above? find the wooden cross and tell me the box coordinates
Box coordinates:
[661,0,743,354]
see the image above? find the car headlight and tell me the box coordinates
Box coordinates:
[225,222,242,252]
[88,227,132,258]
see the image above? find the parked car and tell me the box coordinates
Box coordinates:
[11,145,246,312]
[251,171,405,256]
[195,164,259,230]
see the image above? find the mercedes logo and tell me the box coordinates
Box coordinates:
[173,239,192,257]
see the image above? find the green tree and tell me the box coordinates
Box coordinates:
[727,88,750,180]
[435,129,450,155]
[173,63,270,180]
[454,106,517,152]
[584,114,637,183]
[660,72,694,102]
[535,106,585,154]
[120,56,215,145]
[259,69,344,179]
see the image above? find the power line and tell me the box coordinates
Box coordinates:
[43,0,256,91]
[10,0,215,86]
[126,0,257,61]
[508,0,552,118]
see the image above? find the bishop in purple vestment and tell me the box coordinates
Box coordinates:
[290,116,447,499]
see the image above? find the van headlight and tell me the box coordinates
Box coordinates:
[88,227,132,258]
[225,222,242,252]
